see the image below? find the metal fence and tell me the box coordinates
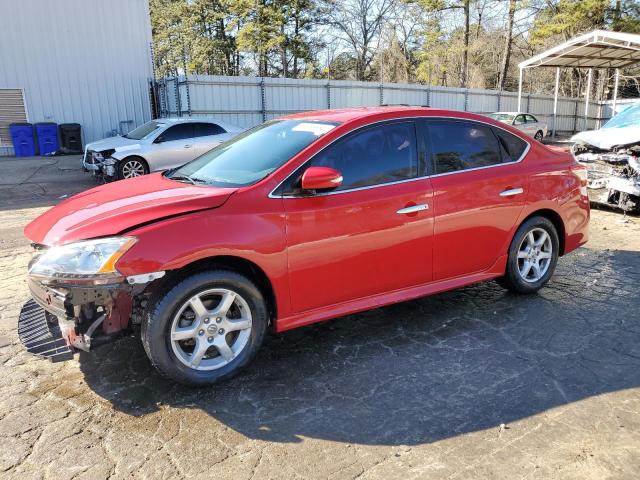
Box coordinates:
[158,74,634,135]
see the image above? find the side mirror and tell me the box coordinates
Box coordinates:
[301,166,343,191]
[154,135,165,144]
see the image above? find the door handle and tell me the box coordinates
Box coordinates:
[184,144,192,149]
[397,204,429,215]
[499,187,524,197]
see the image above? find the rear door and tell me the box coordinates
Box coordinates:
[193,122,228,155]
[281,120,434,313]
[423,119,530,280]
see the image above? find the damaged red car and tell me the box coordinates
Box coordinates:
[21,107,589,385]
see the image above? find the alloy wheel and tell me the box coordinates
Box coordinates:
[517,227,553,283]
[121,160,146,178]
[169,288,252,371]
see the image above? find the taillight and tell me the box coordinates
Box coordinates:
[573,164,588,196]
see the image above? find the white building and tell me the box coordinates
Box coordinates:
[0,0,154,155]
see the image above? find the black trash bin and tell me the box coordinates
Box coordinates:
[58,123,83,154]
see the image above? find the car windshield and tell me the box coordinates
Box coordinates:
[167,119,338,187]
[124,121,163,140]
[602,104,640,129]
[487,113,515,124]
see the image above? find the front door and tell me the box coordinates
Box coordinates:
[423,119,530,280]
[281,120,434,313]
[148,123,198,171]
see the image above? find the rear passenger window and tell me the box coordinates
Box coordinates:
[428,121,502,174]
[309,122,418,191]
[194,123,226,136]
[493,128,528,162]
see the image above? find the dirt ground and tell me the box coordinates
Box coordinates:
[1,156,639,479]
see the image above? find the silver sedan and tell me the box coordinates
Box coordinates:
[486,112,548,141]
[82,118,244,180]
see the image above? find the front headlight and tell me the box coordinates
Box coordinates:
[29,237,137,285]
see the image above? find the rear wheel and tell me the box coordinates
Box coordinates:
[534,130,544,141]
[142,270,268,386]
[118,156,149,179]
[496,216,559,294]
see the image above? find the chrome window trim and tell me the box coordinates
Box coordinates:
[268,115,531,199]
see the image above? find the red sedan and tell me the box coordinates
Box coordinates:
[22,107,589,385]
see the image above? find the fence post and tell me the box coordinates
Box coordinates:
[464,88,469,111]
[379,82,384,105]
[497,90,502,112]
[260,77,267,122]
[572,98,579,133]
[174,76,181,117]
[526,93,531,113]
[425,85,430,107]
[327,81,331,109]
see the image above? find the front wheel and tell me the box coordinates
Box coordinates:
[534,130,544,141]
[142,270,268,386]
[496,216,559,294]
[118,156,149,179]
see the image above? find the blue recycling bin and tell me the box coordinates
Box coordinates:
[9,123,36,157]
[35,122,59,156]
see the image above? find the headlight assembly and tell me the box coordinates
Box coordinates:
[29,237,137,285]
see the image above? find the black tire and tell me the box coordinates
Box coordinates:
[142,270,268,386]
[534,130,544,141]
[117,156,149,179]
[496,216,559,294]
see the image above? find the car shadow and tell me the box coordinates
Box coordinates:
[78,247,640,446]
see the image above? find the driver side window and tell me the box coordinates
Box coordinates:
[308,122,418,191]
[514,115,525,125]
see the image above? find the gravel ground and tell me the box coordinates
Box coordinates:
[1,156,639,479]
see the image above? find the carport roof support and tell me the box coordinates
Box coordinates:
[519,30,640,69]
[516,30,640,132]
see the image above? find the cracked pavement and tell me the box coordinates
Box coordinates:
[1,156,640,479]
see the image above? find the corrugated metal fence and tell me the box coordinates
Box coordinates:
[157,74,621,135]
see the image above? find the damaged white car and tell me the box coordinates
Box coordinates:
[82,118,243,181]
[571,103,640,212]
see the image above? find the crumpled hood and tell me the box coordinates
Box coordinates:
[25,173,236,246]
[571,126,640,150]
[86,136,141,152]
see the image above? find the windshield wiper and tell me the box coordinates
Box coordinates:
[169,174,208,185]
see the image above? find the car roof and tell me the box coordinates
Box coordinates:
[282,106,433,124]
[282,106,524,128]
[157,117,243,131]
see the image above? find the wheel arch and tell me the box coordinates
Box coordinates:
[518,208,566,255]
[119,154,149,170]
[159,255,277,326]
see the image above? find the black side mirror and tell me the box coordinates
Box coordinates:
[154,135,165,144]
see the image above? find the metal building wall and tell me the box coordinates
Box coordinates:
[0,0,153,155]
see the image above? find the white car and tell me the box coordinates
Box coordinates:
[82,118,244,180]
[486,112,548,141]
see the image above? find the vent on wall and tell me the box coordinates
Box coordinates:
[0,89,28,149]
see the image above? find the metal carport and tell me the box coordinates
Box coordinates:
[517,29,640,137]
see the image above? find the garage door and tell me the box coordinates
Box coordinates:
[0,89,28,147]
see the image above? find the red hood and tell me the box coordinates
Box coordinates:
[25,173,236,245]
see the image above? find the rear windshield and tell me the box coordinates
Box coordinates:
[168,120,338,187]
